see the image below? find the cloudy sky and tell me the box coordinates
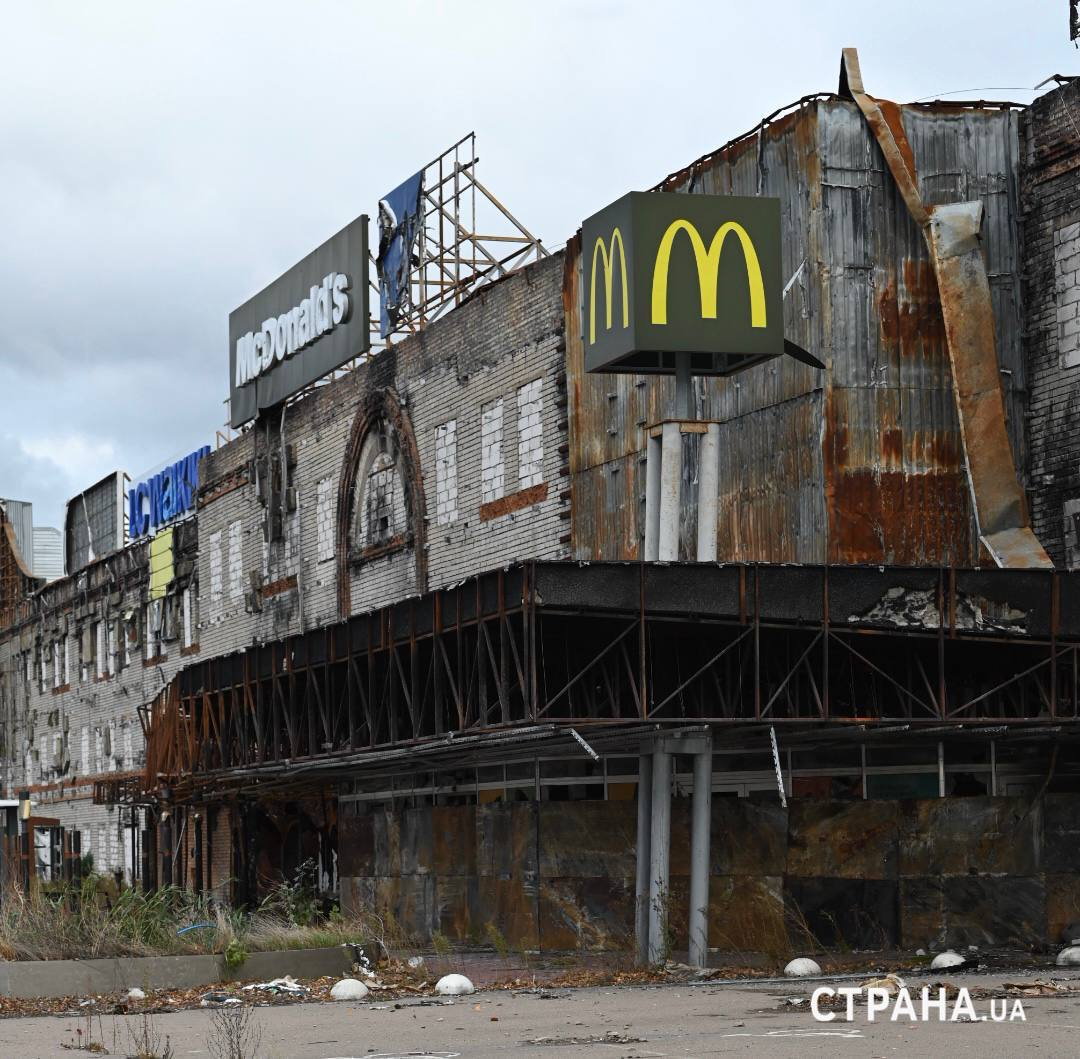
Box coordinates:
[1,1,1075,529]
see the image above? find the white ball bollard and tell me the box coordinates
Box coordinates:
[783,957,821,977]
[1056,945,1080,967]
[930,950,965,970]
[330,978,370,1000]
[435,973,475,996]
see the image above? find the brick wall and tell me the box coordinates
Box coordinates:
[196,252,570,654]
[0,520,198,879]
[1022,79,1080,567]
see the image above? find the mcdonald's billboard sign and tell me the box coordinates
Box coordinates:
[581,192,784,376]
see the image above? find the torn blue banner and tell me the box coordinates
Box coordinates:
[377,171,423,337]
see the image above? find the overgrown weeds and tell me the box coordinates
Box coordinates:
[0,869,396,963]
[206,1004,262,1059]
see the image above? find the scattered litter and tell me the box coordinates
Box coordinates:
[862,974,905,996]
[783,997,805,1006]
[524,1032,645,1046]
[930,950,966,971]
[784,958,822,977]
[330,978,370,1001]
[407,956,425,969]
[915,949,927,957]
[1056,945,1080,967]
[126,987,146,1001]
[435,974,475,996]
[176,922,215,936]
[241,975,308,996]
[199,991,239,1007]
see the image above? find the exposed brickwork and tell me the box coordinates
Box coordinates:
[1022,79,1080,567]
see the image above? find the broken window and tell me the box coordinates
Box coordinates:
[352,423,408,553]
[481,398,504,503]
[435,420,458,525]
[516,378,544,489]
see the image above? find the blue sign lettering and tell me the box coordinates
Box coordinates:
[128,445,211,539]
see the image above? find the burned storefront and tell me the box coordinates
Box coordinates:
[4,51,1080,961]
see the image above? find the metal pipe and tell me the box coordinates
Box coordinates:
[635,754,653,966]
[688,747,712,968]
[938,741,946,797]
[644,434,662,562]
[658,423,682,562]
[648,749,672,964]
[696,423,720,562]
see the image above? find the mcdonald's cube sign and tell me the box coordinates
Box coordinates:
[581,192,783,375]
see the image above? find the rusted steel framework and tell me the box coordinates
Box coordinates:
[142,562,1080,801]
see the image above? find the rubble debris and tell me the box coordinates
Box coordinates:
[330,978,369,1001]
[435,973,475,996]
[1002,979,1077,996]
[1056,946,1080,966]
[784,958,821,977]
[930,950,966,970]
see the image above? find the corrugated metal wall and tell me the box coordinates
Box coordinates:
[0,500,34,573]
[566,98,1026,566]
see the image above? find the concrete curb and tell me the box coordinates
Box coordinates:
[0,945,352,999]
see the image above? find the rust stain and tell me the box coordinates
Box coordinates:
[878,260,946,363]
[480,482,549,522]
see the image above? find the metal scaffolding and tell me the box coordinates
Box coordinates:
[381,133,549,339]
[137,562,1080,804]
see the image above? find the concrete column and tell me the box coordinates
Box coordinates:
[688,748,713,967]
[648,749,672,964]
[696,422,720,562]
[634,754,653,966]
[658,422,682,562]
[644,433,662,562]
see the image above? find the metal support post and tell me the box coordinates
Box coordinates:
[688,746,713,967]
[696,423,720,562]
[635,754,653,966]
[658,423,682,562]
[674,353,693,419]
[648,749,672,964]
[644,434,662,561]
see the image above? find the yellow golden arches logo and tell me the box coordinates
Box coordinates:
[589,228,629,345]
[651,219,767,327]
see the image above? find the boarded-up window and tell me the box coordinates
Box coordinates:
[481,398,504,503]
[316,477,335,562]
[1056,221,1080,368]
[435,420,458,525]
[228,521,243,603]
[182,586,195,648]
[209,530,223,618]
[95,622,107,679]
[516,378,544,488]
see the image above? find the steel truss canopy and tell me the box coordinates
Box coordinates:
[139,562,1080,803]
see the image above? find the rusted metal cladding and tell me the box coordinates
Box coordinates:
[566,99,1026,565]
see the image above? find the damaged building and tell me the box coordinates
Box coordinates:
[2,51,1080,960]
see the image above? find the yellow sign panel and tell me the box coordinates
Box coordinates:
[148,528,174,601]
